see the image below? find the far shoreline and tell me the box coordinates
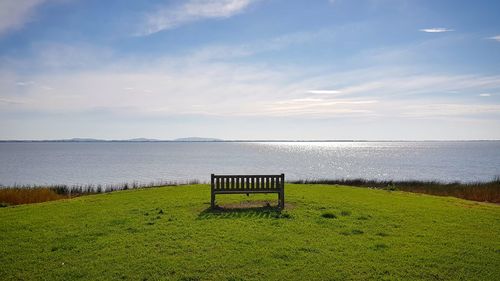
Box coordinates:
[1,139,500,143]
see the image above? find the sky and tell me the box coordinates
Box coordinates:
[1,0,500,140]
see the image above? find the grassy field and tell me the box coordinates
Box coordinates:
[1,184,499,281]
[293,178,500,203]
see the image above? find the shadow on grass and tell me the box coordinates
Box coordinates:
[197,205,283,220]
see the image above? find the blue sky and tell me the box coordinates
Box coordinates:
[1,0,500,140]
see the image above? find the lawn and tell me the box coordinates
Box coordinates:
[1,184,499,280]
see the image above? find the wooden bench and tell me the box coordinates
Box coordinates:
[211,174,285,209]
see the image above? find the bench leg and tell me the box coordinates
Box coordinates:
[279,191,285,209]
[211,192,216,209]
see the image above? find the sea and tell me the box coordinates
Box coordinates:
[1,141,499,186]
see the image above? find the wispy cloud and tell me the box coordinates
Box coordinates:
[2,38,500,121]
[139,0,257,35]
[487,35,500,42]
[419,27,453,33]
[333,72,500,98]
[189,29,335,61]
[402,103,500,117]
[16,81,35,86]
[307,90,342,95]
[479,93,491,97]
[261,97,379,117]
[0,97,26,105]
[0,0,47,35]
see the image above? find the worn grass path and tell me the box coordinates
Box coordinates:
[1,184,499,280]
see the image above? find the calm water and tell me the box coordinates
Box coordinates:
[1,141,499,186]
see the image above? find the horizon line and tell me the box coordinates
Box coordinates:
[1,139,500,142]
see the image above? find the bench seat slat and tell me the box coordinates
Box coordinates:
[214,175,283,178]
[214,189,281,194]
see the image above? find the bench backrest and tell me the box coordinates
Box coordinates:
[211,174,284,192]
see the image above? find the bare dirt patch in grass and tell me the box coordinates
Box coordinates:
[217,200,295,210]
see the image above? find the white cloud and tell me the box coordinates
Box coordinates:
[487,35,500,42]
[334,73,500,98]
[189,29,334,61]
[140,0,257,35]
[0,0,47,35]
[0,97,26,105]
[402,103,500,117]
[307,90,342,95]
[269,98,378,116]
[2,39,500,122]
[3,56,500,120]
[479,93,491,97]
[419,28,453,33]
[289,98,324,102]
[16,81,35,86]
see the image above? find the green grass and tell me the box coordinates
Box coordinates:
[292,178,500,203]
[1,184,499,281]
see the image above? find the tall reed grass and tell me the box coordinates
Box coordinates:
[0,179,200,206]
[0,188,66,206]
[291,177,500,203]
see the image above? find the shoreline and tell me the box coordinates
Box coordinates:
[1,178,499,206]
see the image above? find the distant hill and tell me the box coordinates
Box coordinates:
[67,138,162,142]
[123,138,161,142]
[60,138,105,142]
[0,137,223,142]
[172,137,223,142]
